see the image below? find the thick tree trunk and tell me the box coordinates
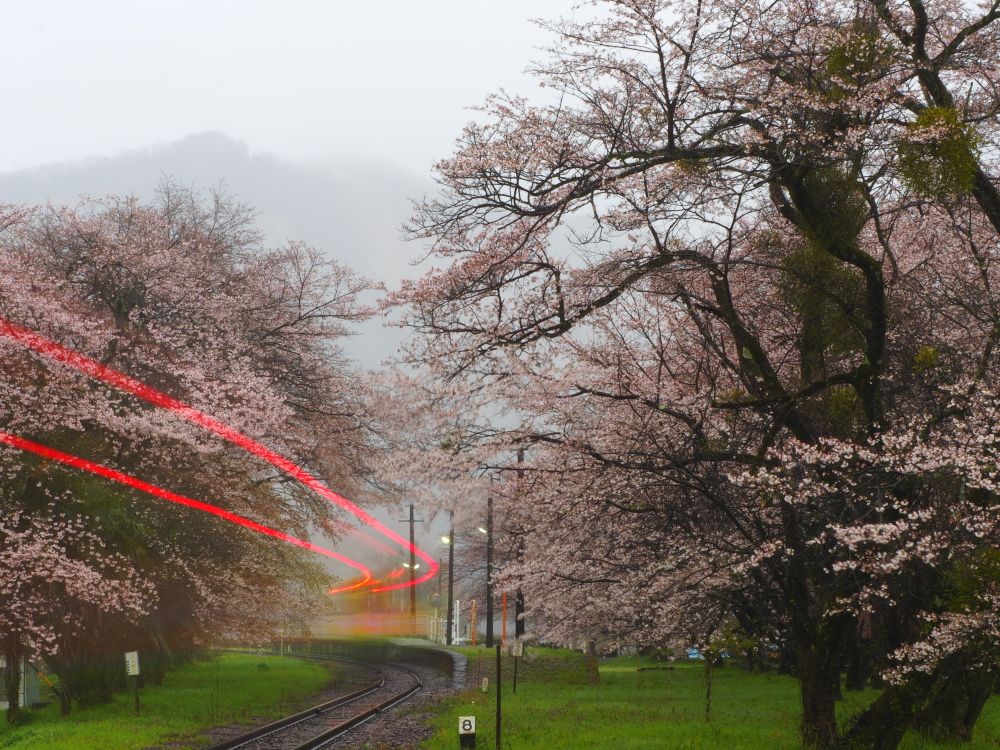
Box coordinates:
[844,631,868,692]
[962,674,996,742]
[798,641,838,749]
[779,642,797,674]
[3,635,21,726]
[839,680,927,750]
[915,679,966,742]
[914,665,997,743]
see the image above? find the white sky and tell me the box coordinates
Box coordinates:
[3,0,569,176]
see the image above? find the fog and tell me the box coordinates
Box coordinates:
[0,132,430,365]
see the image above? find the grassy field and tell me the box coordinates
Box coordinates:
[0,652,332,750]
[422,648,1000,749]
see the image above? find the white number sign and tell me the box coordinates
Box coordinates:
[125,651,140,676]
[459,716,476,735]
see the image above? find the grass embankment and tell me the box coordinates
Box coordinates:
[423,648,1000,749]
[0,652,331,750]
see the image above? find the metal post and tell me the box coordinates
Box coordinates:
[515,448,526,639]
[408,504,417,618]
[471,599,478,646]
[398,504,424,629]
[486,489,495,647]
[446,511,455,646]
[495,642,502,750]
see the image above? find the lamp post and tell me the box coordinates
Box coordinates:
[441,505,492,647]
[484,479,495,647]
[444,510,455,645]
[515,448,526,639]
[398,504,423,619]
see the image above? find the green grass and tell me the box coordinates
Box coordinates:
[0,652,332,750]
[422,649,1000,749]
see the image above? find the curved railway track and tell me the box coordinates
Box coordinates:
[204,655,423,750]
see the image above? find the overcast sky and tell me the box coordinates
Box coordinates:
[3,0,568,176]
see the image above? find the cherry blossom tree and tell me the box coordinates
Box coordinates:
[0,183,374,714]
[394,1,1000,746]
[0,505,150,723]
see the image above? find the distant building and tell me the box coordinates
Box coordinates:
[0,657,41,710]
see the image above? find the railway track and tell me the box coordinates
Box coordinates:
[204,655,423,750]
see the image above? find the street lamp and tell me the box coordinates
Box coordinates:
[398,504,423,619]
[446,511,456,644]
[440,501,494,648]
[485,477,496,648]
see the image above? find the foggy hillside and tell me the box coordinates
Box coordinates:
[0,132,435,365]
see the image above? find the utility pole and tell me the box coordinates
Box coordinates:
[398,503,424,620]
[486,479,496,647]
[515,448,526,639]
[408,504,417,618]
[446,510,455,646]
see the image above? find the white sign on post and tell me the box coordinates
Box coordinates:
[509,640,524,658]
[125,651,140,676]
[459,716,476,735]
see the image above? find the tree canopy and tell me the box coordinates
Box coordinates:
[393,1,1000,746]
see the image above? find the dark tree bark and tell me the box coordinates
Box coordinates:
[797,640,839,749]
[3,634,21,726]
[914,662,998,743]
[839,681,927,749]
[844,630,870,692]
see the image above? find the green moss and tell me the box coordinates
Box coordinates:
[945,550,1000,612]
[780,242,865,357]
[825,28,895,97]
[913,346,941,372]
[827,385,862,435]
[795,167,869,251]
[898,108,981,197]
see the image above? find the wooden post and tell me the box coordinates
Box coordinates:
[501,591,508,645]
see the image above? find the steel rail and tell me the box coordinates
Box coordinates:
[203,654,423,750]
[291,662,423,750]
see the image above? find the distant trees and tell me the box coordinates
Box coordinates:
[394,0,1000,747]
[0,184,371,720]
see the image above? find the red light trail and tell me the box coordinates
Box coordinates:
[0,431,373,593]
[0,317,437,595]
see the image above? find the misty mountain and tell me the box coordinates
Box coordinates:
[0,132,436,365]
